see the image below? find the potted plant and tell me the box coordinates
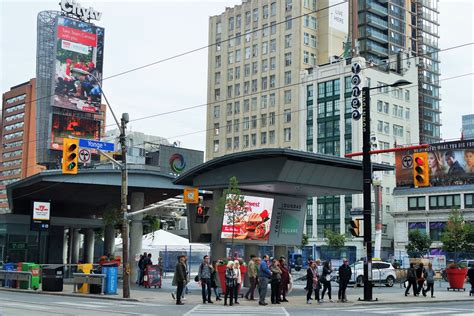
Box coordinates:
[445,262,468,290]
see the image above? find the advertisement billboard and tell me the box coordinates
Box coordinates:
[221,195,274,242]
[158,145,204,176]
[268,196,307,246]
[395,140,474,187]
[51,114,100,150]
[53,16,105,113]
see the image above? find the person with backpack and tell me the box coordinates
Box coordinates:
[198,255,214,304]
[405,263,418,296]
[423,262,435,298]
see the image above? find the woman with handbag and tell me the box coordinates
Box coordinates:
[233,260,242,304]
[321,260,334,302]
[305,260,321,304]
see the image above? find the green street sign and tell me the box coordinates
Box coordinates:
[9,242,27,250]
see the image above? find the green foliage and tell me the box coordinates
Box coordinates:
[324,229,346,248]
[103,209,122,228]
[405,229,432,258]
[143,215,161,236]
[216,176,245,217]
[297,233,309,250]
[441,208,474,254]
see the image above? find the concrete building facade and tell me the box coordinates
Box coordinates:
[462,114,474,140]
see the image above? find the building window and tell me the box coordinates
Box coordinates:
[213,140,219,152]
[214,123,220,136]
[251,115,257,128]
[270,57,276,70]
[226,120,232,133]
[284,90,291,104]
[261,113,267,127]
[262,59,269,72]
[245,11,251,25]
[251,97,257,111]
[234,119,240,132]
[284,128,291,142]
[284,71,291,85]
[269,112,275,126]
[465,194,474,208]
[284,109,291,123]
[393,124,404,137]
[243,99,250,112]
[251,133,257,146]
[270,21,276,34]
[269,75,275,88]
[271,2,277,16]
[284,52,292,66]
[243,135,249,148]
[261,132,267,145]
[270,39,277,53]
[408,222,426,234]
[226,138,232,150]
[269,130,275,144]
[243,117,250,130]
[269,93,276,107]
[213,105,220,118]
[408,197,426,210]
[234,136,239,149]
[285,15,292,30]
[252,62,258,75]
[429,222,446,241]
[253,8,259,22]
[429,194,461,210]
[284,34,292,48]
[261,77,268,90]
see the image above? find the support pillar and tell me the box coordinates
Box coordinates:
[83,228,95,264]
[71,229,80,264]
[210,189,226,260]
[274,246,287,261]
[130,192,144,284]
[104,224,116,256]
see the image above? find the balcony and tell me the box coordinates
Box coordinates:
[367,14,388,29]
[366,28,388,43]
[367,1,388,16]
[366,42,388,57]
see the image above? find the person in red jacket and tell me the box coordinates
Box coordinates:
[279,256,290,302]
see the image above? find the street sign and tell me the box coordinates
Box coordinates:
[31,201,50,231]
[350,207,364,216]
[79,139,115,152]
[78,148,91,163]
[183,187,199,204]
[351,62,363,121]
[401,155,413,169]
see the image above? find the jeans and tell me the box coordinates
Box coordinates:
[213,287,221,299]
[224,285,234,305]
[321,279,332,300]
[271,279,281,303]
[307,287,320,301]
[245,277,257,299]
[338,280,348,300]
[258,277,269,304]
[201,278,211,302]
[176,282,184,304]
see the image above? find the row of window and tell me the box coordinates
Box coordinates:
[5,103,25,114]
[3,141,22,150]
[1,168,21,177]
[2,150,22,159]
[214,127,291,152]
[376,101,410,119]
[408,222,447,241]
[214,88,291,108]
[4,122,24,132]
[3,131,23,141]
[216,112,282,134]
[407,194,473,210]
[377,120,404,137]
[221,72,291,98]
[0,178,19,186]
[5,94,26,104]
[2,159,22,168]
[4,112,25,123]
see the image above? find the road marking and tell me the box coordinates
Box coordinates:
[0,302,51,310]
[184,304,288,316]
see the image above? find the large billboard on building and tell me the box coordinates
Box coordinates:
[158,145,204,176]
[268,196,307,246]
[53,16,105,113]
[395,140,474,187]
[51,114,100,150]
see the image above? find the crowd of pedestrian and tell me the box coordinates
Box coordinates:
[405,262,436,298]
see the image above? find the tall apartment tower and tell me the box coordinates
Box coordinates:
[0,79,45,213]
[356,0,441,143]
[206,0,349,160]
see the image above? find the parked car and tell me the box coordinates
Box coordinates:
[288,253,303,271]
[334,260,397,287]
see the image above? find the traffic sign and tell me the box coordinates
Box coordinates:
[401,155,413,169]
[183,187,199,204]
[78,149,91,163]
[79,139,115,152]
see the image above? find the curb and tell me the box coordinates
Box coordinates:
[0,287,139,302]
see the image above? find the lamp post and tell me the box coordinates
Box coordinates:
[361,79,411,301]
[71,68,131,298]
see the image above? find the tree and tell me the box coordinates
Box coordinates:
[405,229,432,258]
[441,209,474,259]
[298,233,309,250]
[324,229,346,248]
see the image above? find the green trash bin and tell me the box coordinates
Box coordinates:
[20,263,40,290]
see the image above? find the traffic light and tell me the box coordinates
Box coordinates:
[349,219,361,237]
[413,152,429,187]
[62,138,79,174]
[196,204,210,224]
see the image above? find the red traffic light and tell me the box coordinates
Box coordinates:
[415,157,424,165]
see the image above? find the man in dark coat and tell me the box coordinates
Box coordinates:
[338,259,352,302]
[173,255,188,305]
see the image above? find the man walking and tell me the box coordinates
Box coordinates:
[258,254,271,306]
[198,255,214,304]
[338,259,351,302]
[173,256,187,305]
[245,255,257,300]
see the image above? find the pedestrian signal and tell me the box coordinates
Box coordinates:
[62,138,79,174]
[349,219,361,237]
[196,204,210,224]
[413,152,429,187]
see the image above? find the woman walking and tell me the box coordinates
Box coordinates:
[279,257,290,302]
[306,261,320,304]
[321,260,334,302]
[423,263,435,298]
[211,261,222,301]
[224,261,236,306]
[233,260,242,304]
[270,258,282,304]
[405,263,418,296]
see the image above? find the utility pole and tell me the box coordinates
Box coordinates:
[120,113,130,298]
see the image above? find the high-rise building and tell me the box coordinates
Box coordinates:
[462,114,474,140]
[205,0,350,160]
[0,79,45,213]
[356,0,441,143]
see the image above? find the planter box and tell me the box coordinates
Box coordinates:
[446,268,467,290]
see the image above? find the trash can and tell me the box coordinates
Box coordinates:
[101,263,118,295]
[89,268,102,294]
[42,265,64,292]
[2,263,15,288]
[20,263,40,290]
[77,263,93,294]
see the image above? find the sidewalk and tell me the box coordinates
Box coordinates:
[1,280,472,308]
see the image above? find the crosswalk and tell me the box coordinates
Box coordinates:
[326,305,474,315]
[183,304,289,316]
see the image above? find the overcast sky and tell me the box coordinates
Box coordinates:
[1,0,473,153]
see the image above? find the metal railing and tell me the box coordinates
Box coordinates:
[0,270,33,289]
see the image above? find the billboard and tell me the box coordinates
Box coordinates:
[51,114,100,150]
[221,195,274,242]
[268,196,307,246]
[53,16,105,113]
[329,0,349,33]
[396,140,474,187]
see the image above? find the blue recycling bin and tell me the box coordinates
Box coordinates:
[101,263,118,295]
[3,263,15,287]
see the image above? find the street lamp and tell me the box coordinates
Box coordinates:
[361,79,411,301]
[71,68,131,298]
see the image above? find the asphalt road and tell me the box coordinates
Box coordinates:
[1,290,473,316]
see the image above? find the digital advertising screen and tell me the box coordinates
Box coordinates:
[52,16,105,113]
[395,140,474,187]
[221,195,274,242]
[50,114,100,150]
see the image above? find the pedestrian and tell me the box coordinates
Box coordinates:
[199,255,214,304]
[416,262,426,296]
[423,262,435,298]
[172,255,187,305]
[137,254,144,285]
[224,261,236,306]
[270,258,282,304]
[139,252,148,286]
[306,260,320,304]
[279,256,290,302]
[245,255,258,300]
[321,260,334,302]
[147,253,153,265]
[211,261,222,301]
[233,260,242,304]
[405,263,418,296]
[338,258,351,303]
[468,264,474,294]
[258,254,271,306]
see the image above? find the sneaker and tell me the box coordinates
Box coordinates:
[171,292,176,300]
[329,299,335,303]
[431,296,435,298]
[319,299,325,303]
[307,300,312,304]
[208,301,214,304]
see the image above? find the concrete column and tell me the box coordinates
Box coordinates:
[274,245,287,261]
[104,224,116,256]
[243,244,259,287]
[210,189,226,260]
[63,228,68,264]
[71,229,80,264]
[83,228,95,263]
[130,192,145,283]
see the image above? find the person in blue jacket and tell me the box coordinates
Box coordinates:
[258,254,272,306]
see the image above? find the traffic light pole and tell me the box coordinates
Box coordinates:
[120,114,130,299]
[361,87,373,301]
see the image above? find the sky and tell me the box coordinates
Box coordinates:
[0,0,473,154]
